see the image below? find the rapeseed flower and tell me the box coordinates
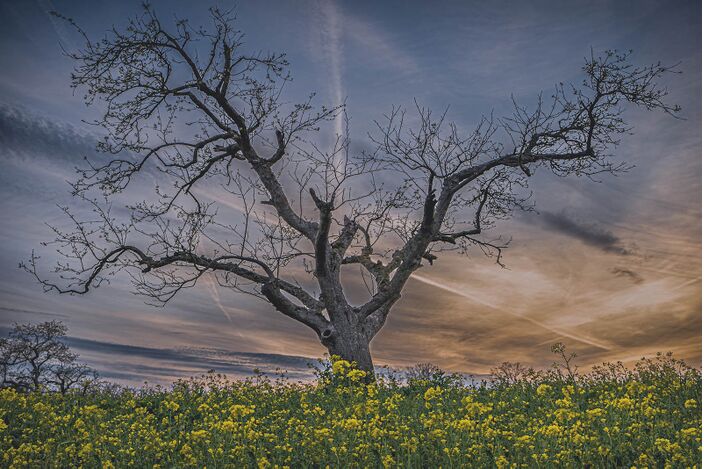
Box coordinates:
[0,355,699,468]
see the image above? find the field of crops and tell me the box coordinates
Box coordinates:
[1,352,701,468]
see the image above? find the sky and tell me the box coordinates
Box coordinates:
[0,0,700,386]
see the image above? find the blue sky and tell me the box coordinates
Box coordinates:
[0,0,700,385]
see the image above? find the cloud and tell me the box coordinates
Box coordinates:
[0,306,69,319]
[0,104,154,184]
[65,335,321,384]
[65,335,307,369]
[534,210,635,255]
[343,11,419,77]
[610,267,644,284]
[0,104,96,162]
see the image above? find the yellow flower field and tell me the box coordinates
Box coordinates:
[0,353,700,468]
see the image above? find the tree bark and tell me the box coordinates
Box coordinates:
[322,317,374,376]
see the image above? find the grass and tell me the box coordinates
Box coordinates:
[0,351,701,468]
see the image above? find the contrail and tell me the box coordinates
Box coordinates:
[636,265,700,280]
[670,277,701,292]
[192,187,280,228]
[203,273,233,324]
[191,188,250,215]
[318,0,344,139]
[317,0,347,183]
[36,0,78,52]
[410,273,613,351]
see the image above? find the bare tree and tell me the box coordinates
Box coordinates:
[24,6,680,376]
[405,362,463,387]
[0,321,97,393]
[490,361,538,386]
[0,337,24,390]
[48,362,99,395]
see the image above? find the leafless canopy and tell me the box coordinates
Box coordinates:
[24,5,680,374]
[0,321,97,393]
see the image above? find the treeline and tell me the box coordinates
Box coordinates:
[0,321,699,393]
[0,321,98,394]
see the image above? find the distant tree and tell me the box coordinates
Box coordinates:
[405,362,461,387]
[405,363,445,382]
[25,5,680,376]
[0,321,97,393]
[490,361,538,385]
[48,362,98,395]
[0,337,22,390]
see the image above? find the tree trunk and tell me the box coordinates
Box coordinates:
[324,328,374,377]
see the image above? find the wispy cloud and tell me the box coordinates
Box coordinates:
[0,306,68,319]
[65,335,320,384]
[610,267,644,284]
[315,0,345,138]
[0,104,95,162]
[532,210,635,256]
[410,273,613,351]
[343,11,419,77]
